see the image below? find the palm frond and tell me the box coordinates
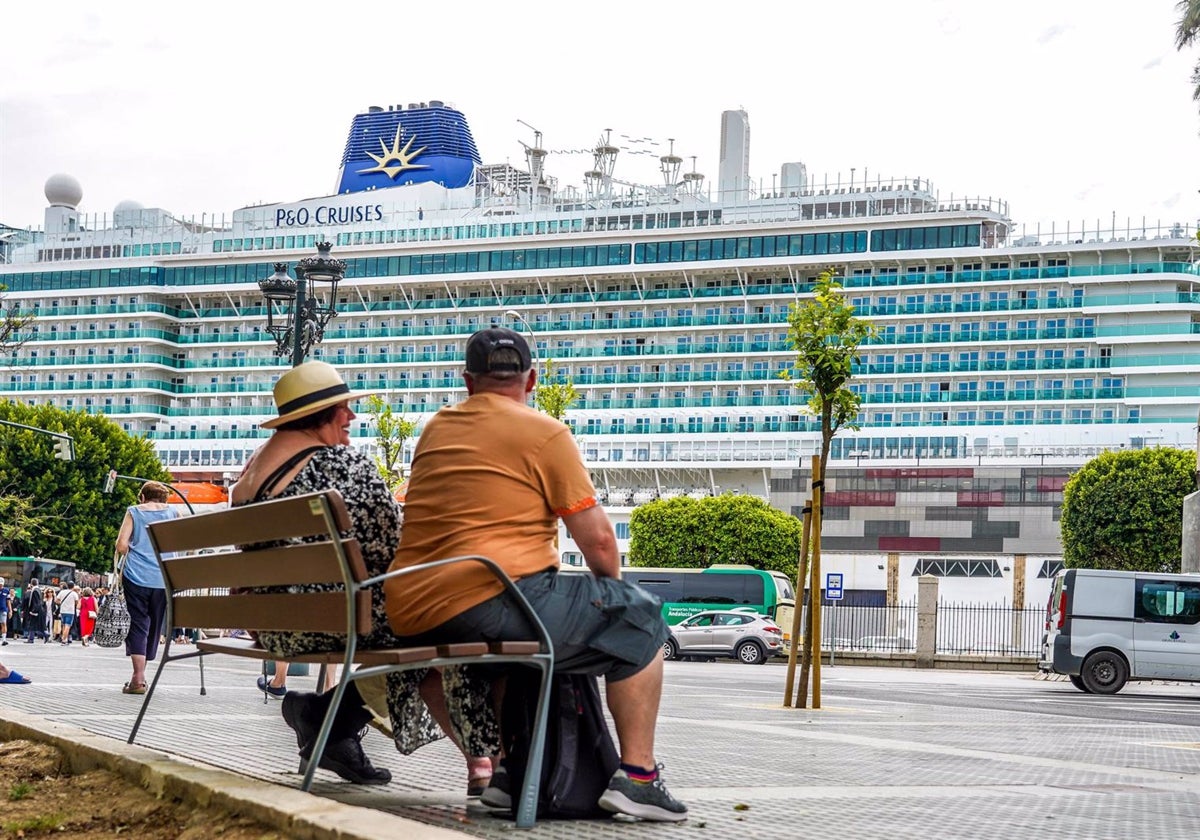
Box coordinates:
[1177,0,1200,48]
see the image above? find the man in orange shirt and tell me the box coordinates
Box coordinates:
[385,327,687,823]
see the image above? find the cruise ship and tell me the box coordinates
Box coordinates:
[2,100,1197,605]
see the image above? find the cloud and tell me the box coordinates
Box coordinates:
[1161,192,1181,209]
[1142,55,1165,70]
[1037,24,1068,45]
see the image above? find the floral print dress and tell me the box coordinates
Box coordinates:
[236,445,497,756]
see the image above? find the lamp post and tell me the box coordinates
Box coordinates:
[504,309,540,373]
[259,241,346,367]
[103,469,195,515]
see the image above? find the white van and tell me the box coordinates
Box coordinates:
[1039,568,1200,694]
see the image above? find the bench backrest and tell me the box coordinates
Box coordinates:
[146,489,371,636]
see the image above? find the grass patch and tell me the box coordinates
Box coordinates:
[8,781,33,801]
[4,813,66,831]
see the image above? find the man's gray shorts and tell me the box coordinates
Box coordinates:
[416,570,668,681]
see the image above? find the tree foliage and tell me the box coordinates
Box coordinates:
[0,491,53,555]
[783,268,877,464]
[533,358,579,422]
[1060,448,1196,573]
[627,494,801,579]
[0,401,170,572]
[364,394,417,491]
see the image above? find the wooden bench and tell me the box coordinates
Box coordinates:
[128,488,554,828]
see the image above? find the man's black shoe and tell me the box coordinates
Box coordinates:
[281,690,318,750]
[284,691,390,785]
[299,735,392,786]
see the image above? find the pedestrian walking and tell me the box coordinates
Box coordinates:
[55,583,80,645]
[0,577,11,645]
[44,589,56,641]
[22,580,42,643]
[114,481,179,694]
[78,587,98,646]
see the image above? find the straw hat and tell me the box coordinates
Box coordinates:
[261,361,369,429]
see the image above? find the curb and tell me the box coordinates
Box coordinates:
[0,709,467,840]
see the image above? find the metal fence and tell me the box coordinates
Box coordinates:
[814,601,1044,656]
[935,601,1044,656]
[818,602,918,651]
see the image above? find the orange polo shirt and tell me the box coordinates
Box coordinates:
[385,392,597,636]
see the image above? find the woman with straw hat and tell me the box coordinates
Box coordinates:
[233,361,497,790]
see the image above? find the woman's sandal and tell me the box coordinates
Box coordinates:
[122,681,147,695]
[467,757,493,797]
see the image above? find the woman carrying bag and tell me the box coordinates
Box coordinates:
[114,482,179,695]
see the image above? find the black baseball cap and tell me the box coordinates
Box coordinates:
[465,327,532,374]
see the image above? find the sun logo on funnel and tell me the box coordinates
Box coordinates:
[357,127,430,179]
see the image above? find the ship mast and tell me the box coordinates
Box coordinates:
[518,119,548,209]
[683,155,705,198]
[584,128,619,203]
[660,138,682,201]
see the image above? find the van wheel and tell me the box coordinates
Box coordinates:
[663,638,678,661]
[1080,651,1128,695]
[736,641,764,665]
[1068,675,1092,693]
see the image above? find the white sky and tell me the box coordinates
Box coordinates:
[1,0,1198,237]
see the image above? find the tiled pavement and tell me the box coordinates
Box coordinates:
[4,640,1200,838]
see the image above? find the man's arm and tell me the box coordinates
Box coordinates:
[562,504,620,579]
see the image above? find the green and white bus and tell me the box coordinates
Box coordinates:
[619,565,796,625]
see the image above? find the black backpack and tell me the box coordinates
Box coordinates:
[499,672,619,819]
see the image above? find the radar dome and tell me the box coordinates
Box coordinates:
[114,199,144,213]
[44,173,83,209]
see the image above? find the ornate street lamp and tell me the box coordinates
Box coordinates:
[258,262,296,355]
[258,241,346,367]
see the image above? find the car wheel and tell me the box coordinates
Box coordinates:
[663,638,678,661]
[1068,674,1091,693]
[1079,650,1128,695]
[736,641,764,665]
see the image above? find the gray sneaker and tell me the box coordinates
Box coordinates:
[598,765,688,822]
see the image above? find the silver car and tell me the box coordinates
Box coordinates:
[663,609,784,665]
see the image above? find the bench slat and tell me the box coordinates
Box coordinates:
[148,490,353,554]
[163,540,367,590]
[488,641,541,655]
[195,637,443,666]
[437,642,490,657]
[173,591,371,635]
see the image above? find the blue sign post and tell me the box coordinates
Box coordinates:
[825,573,844,666]
[826,573,844,601]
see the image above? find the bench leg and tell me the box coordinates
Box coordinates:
[198,651,206,696]
[514,660,553,829]
[127,654,170,745]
